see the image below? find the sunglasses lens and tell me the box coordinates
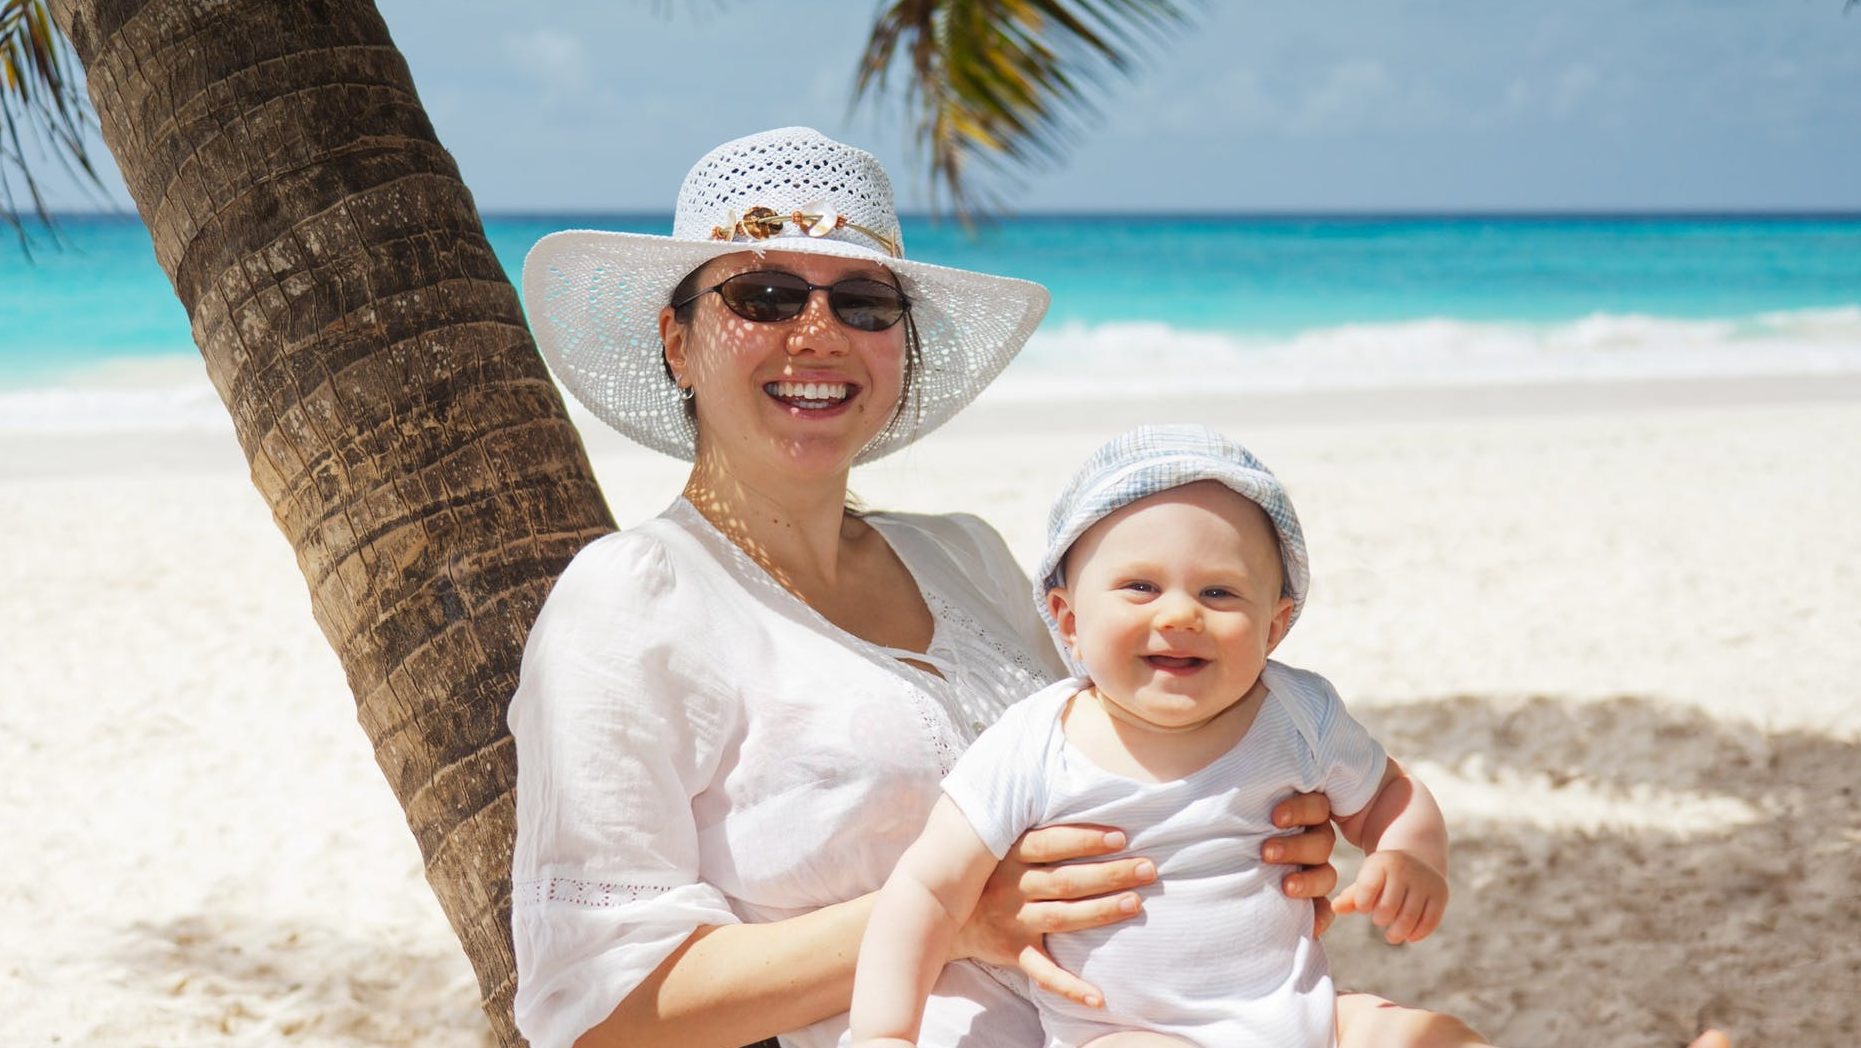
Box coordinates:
[829,280,908,332]
[717,272,811,322]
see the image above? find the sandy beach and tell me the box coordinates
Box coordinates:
[3,372,1856,1046]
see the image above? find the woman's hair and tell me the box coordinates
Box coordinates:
[663,260,924,444]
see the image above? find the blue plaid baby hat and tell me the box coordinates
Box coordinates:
[1034,424,1311,662]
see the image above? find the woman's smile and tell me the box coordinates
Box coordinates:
[764,379,858,413]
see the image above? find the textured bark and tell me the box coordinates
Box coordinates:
[49,1,616,1042]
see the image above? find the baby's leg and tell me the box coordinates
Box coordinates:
[1078,1033,1198,1048]
[1335,992,1491,1048]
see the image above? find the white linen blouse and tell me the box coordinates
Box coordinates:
[509,498,1067,1048]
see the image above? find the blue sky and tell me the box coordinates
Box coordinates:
[32,0,1861,213]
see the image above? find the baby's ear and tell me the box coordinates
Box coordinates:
[1264,595,1295,654]
[1046,588,1081,660]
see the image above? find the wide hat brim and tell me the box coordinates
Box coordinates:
[522,228,1050,465]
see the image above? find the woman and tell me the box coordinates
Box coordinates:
[510,128,1720,1048]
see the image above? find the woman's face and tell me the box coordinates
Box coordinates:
[660,250,909,481]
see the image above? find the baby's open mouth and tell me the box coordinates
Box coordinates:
[1144,655,1208,671]
[765,381,854,410]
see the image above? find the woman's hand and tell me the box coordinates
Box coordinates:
[949,823,1153,1006]
[1267,791,1341,937]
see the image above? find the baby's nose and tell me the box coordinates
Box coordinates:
[1153,592,1203,630]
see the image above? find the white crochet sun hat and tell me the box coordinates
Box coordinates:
[522,126,1051,464]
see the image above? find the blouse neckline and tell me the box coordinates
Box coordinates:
[669,497,953,680]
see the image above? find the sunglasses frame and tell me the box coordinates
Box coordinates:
[672,269,913,332]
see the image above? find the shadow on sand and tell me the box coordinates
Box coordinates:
[92,694,1855,1046]
[1332,693,1859,1047]
[102,912,493,1045]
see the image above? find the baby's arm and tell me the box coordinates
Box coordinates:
[1330,758,1450,944]
[850,797,1026,1046]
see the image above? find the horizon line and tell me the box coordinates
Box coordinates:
[22,207,1861,222]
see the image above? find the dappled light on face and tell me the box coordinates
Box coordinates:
[675,255,909,473]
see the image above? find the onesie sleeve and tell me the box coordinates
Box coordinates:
[939,686,1064,858]
[1306,672,1389,820]
[506,530,743,1048]
[943,512,1070,681]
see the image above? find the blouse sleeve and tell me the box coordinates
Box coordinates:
[943,512,1070,682]
[507,530,744,1048]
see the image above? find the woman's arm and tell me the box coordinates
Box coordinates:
[571,822,1152,1048]
[574,894,876,1048]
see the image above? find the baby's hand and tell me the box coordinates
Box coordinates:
[1331,849,1447,944]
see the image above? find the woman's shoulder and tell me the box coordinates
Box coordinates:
[893,509,1002,540]
[540,507,725,627]
[865,509,1012,569]
[555,525,673,598]
[555,504,718,586]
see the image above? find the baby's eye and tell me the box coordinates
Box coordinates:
[1201,587,1238,600]
[1120,581,1157,594]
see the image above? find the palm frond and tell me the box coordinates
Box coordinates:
[1,0,103,249]
[853,0,1193,223]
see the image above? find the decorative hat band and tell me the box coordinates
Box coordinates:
[708,203,902,258]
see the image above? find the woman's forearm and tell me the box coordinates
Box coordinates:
[575,892,877,1048]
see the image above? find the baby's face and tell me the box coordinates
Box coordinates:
[1049,481,1294,732]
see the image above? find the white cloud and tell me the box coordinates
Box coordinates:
[507,28,593,95]
[1547,64,1600,120]
[1292,59,1394,132]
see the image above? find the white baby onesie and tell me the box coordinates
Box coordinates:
[940,661,1387,1048]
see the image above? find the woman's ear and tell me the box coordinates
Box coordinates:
[660,305,689,387]
[1046,588,1081,661]
[1264,596,1295,655]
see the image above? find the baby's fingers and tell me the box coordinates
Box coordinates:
[1371,875,1408,929]
[1333,862,1388,918]
[1018,945,1104,1009]
[1409,896,1444,942]
[1383,886,1429,943]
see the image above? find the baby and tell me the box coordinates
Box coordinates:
[850,425,1451,1048]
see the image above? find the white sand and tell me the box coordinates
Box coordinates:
[3,376,1856,1046]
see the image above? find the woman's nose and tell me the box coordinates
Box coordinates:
[785,289,850,356]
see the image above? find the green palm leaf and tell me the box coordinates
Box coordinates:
[854,0,1193,221]
[1,0,102,245]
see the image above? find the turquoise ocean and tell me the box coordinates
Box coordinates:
[4,213,1859,429]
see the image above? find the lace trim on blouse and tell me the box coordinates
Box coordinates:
[513,877,672,909]
[920,587,1051,738]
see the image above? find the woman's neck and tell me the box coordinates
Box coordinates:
[682,452,855,598]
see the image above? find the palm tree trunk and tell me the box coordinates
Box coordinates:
[47,1,615,1042]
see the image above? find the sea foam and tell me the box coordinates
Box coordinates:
[994,306,1861,399]
[4,306,1859,433]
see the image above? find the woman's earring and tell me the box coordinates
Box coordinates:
[679,384,695,402]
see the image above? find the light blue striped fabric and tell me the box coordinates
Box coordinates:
[1035,425,1310,663]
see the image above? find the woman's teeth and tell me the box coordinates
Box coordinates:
[766,381,851,406]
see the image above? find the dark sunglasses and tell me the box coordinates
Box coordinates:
[673,270,912,333]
